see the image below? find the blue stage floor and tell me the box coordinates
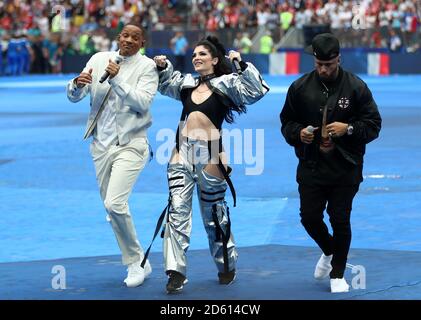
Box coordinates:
[0,73,421,300]
[1,245,421,300]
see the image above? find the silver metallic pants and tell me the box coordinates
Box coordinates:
[163,138,238,277]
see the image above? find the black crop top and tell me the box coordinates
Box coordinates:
[179,88,227,130]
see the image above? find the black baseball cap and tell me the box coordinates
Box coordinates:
[305,33,340,61]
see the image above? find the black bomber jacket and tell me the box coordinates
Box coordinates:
[280,67,382,166]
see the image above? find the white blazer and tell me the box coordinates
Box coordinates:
[67,51,158,145]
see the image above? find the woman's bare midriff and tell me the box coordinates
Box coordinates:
[169,111,228,180]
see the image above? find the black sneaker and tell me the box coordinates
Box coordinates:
[166,271,187,294]
[218,269,236,285]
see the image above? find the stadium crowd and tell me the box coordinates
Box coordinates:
[0,0,420,75]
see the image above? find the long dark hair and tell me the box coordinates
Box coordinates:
[195,35,247,123]
[195,35,231,77]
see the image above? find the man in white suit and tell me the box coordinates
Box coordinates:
[67,23,158,287]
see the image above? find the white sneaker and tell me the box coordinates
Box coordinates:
[330,278,350,293]
[124,261,145,288]
[123,259,152,287]
[314,253,333,280]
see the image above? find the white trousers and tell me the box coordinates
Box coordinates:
[90,137,149,265]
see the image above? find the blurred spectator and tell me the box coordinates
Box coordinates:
[257,5,270,30]
[389,29,402,51]
[29,34,48,74]
[334,2,353,45]
[370,30,383,48]
[223,5,239,29]
[295,7,308,30]
[80,16,98,33]
[37,9,50,36]
[19,34,31,74]
[170,30,188,72]
[0,30,5,75]
[246,5,258,28]
[260,30,274,54]
[266,8,279,31]
[280,3,294,37]
[92,29,110,52]
[391,4,404,35]
[73,0,86,27]
[42,33,63,73]
[378,4,391,40]
[239,32,252,54]
[233,31,252,54]
[403,7,418,50]
[237,5,249,29]
[6,32,19,75]
[233,31,242,50]
[330,7,343,39]
[78,32,96,55]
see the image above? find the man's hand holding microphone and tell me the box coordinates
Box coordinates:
[300,125,319,144]
[101,58,121,82]
[75,56,123,88]
[300,121,350,144]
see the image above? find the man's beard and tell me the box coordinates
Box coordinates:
[319,74,335,82]
[318,70,338,83]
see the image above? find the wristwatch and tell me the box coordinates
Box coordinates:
[347,124,354,135]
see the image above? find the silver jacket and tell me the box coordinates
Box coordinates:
[157,60,270,107]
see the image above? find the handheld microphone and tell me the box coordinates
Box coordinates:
[306,125,315,134]
[304,125,316,158]
[227,50,242,75]
[232,58,242,75]
[99,56,123,83]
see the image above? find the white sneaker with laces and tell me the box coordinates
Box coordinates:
[330,278,350,293]
[124,259,152,287]
[124,261,145,288]
[314,253,333,280]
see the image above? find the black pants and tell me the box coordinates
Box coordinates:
[298,183,360,278]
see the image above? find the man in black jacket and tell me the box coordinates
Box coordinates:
[280,33,382,293]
